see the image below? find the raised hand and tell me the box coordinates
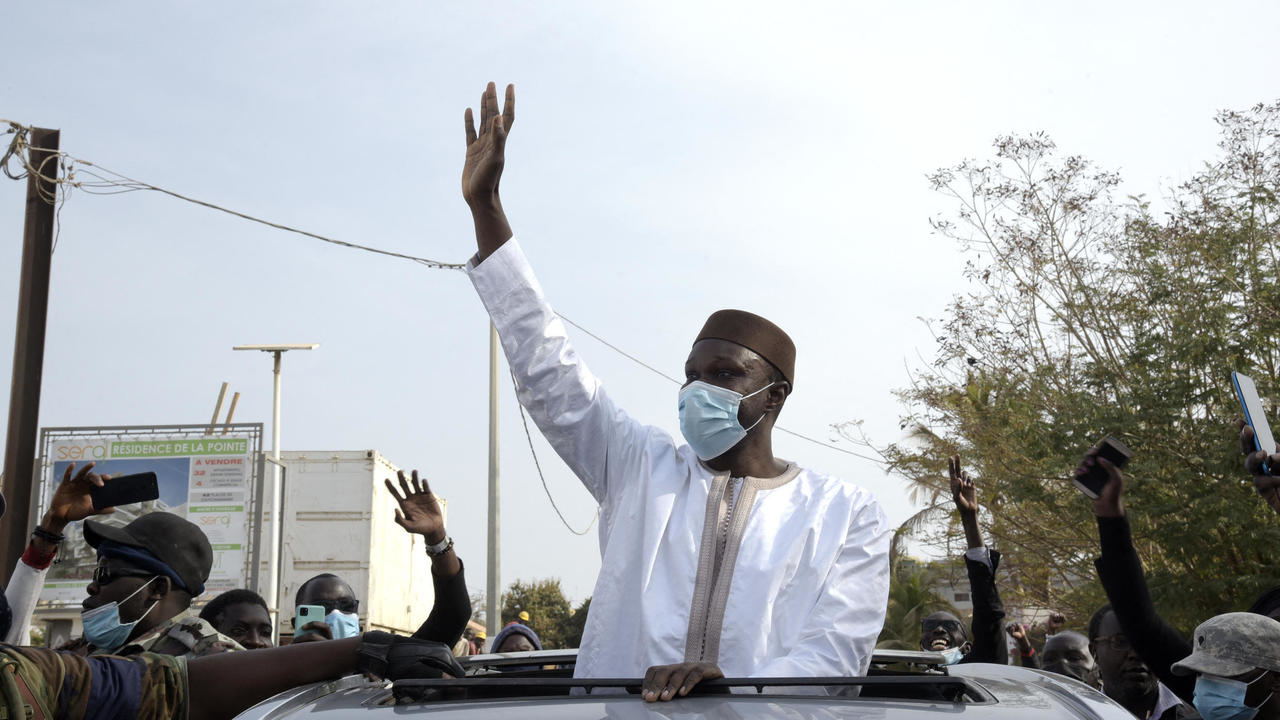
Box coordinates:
[1046,612,1066,635]
[1008,622,1033,654]
[385,470,446,545]
[949,455,979,515]
[42,462,113,534]
[1239,421,1280,515]
[1078,448,1125,518]
[462,82,515,208]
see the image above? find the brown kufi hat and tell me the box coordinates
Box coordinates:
[695,309,796,387]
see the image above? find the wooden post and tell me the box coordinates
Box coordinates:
[0,127,60,582]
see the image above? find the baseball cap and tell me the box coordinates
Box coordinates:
[84,512,213,596]
[1172,612,1280,677]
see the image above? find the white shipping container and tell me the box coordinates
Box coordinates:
[265,450,441,638]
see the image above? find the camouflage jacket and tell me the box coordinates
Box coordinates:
[0,644,186,720]
[92,613,244,659]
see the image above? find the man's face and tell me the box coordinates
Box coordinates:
[1092,611,1156,703]
[297,576,359,617]
[920,611,967,652]
[497,633,536,653]
[214,602,273,650]
[684,339,779,420]
[83,556,158,624]
[1042,631,1099,688]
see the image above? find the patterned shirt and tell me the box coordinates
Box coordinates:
[0,644,187,720]
[91,613,243,659]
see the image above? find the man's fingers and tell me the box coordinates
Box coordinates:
[411,469,424,495]
[643,665,675,702]
[676,667,705,696]
[464,107,477,146]
[399,472,413,499]
[384,478,404,502]
[1241,422,1256,455]
[72,462,95,483]
[479,83,495,134]
[61,463,75,483]
[502,83,515,131]
[394,508,407,527]
[483,81,499,130]
[491,115,507,150]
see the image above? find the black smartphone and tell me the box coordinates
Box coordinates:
[1073,436,1132,499]
[89,471,160,510]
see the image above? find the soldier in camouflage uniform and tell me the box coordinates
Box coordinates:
[1171,612,1280,720]
[77,512,242,658]
[0,644,186,719]
[0,631,464,719]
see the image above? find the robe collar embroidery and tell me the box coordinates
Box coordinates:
[683,463,801,663]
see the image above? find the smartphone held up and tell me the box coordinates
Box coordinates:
[89,471,160,510]
[1233,372,1276,475]
[1073,436,1132,499]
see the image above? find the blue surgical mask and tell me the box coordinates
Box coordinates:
[325,609,361,639]
[678,380,774,461]
[1194,673,1271,720]
[940,646,965,666]
[81,578,159,651]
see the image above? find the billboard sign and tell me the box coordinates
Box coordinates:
[35,425,263,608]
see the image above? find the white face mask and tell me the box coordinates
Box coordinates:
[940,646,965,666]
[324,608,361,639]
[677,380,774,461]
[80,578,159,651]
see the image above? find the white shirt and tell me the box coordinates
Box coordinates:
[467,239,891,679]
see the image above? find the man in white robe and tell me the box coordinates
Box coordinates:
[459,82,891,702]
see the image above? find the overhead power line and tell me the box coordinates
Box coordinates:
[2,119,888,533]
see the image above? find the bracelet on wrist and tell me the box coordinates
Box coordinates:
[425,535,454,558]
[31,525,65,544]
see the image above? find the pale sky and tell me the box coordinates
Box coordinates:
[2,1,1277,604]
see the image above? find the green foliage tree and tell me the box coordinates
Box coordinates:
[561,597,592,649]
[851,100,1280,635]
[877,558,960,650]
[501,578,573,649]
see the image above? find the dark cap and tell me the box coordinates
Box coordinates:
[1171,612,1280,677]
[695,309,796,386]
[84,512,213,596]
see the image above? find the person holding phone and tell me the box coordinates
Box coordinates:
[4,462,118,644]
[1239,422,1280,516]
[1083,444,1229,719]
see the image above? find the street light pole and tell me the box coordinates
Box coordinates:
[234,343,317,636]
[487,323,501,639]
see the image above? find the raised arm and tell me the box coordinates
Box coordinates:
[949,456,1008,665]
[461,84,669,505]
[384,471,471,646]
[1084,450,1194,702]
[463,81,515,263]
[5,462,114,643]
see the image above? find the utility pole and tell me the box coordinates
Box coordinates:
[233,343,317,636]
[0,128,60,582]
[486,322,501,639]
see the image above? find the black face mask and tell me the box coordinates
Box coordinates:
[1044,659,1101,688]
